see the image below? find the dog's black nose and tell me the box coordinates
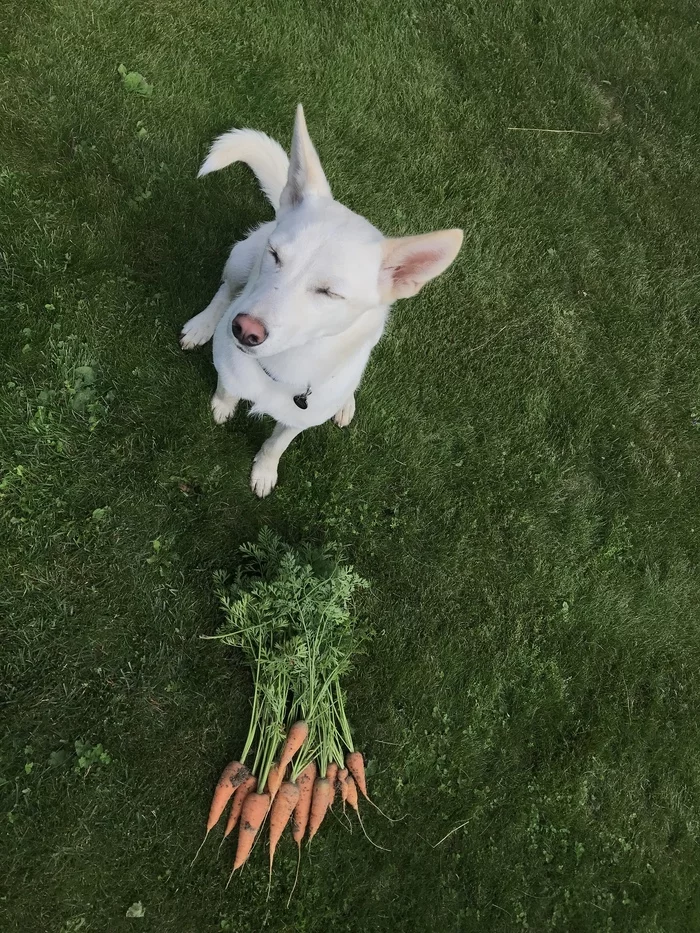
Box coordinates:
[232,313,268,347]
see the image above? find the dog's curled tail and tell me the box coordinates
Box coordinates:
[197,129,290,210]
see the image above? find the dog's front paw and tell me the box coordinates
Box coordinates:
[333,395,356,428]
[210,392,238,424]
[250,456,278,498]
[180,312,217,350]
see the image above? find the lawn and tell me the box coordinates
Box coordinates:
[2,1,700,930]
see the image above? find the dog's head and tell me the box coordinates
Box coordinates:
[232,105,463,357]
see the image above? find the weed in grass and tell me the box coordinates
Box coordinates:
[73,741,113,773]
[117,65,153,98]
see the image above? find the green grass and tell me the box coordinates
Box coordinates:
[2,1,700,930]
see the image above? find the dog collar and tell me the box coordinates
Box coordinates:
[257,359,311,410]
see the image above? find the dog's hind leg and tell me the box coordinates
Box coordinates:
[250,423,302,498]
[333,394,356,428]
[180,283,230,349]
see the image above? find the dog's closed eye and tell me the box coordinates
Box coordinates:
[315,286,343,299]
[268,246,281,266]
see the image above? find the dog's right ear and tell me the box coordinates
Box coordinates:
[279,104,332,211]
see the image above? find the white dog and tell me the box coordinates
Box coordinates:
[181,105,463,497]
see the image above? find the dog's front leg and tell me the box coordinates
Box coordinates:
[333,394,356,428]
[180,283,230,349]
[250,423,302,498]
[210,379,240,425]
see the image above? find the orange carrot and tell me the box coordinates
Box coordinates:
[265,762,283,803]
[233,791,270,870]
[307,777,333,841]
[326,763,338,806]
[279,721,308,771]
[223,774,257,838]
[207,760,250,831]
[344,773,359,813]
[345,752,368,800]
[344,774,389,851]
[268,781,300,873]
[287,763,315,908]
[346,752,401,823]
[291,761,317,846]
[337,767,349,807]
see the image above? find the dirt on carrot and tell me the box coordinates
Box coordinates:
[208,760,250,831]
[233,791,270,871]
[224,774,257,838]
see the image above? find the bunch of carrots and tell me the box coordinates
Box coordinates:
[197,531,384,885]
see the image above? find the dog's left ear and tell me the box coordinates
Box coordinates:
[279,104,332,211]
[379,229,464,301]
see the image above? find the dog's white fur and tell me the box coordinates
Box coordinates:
[181,105,463,497]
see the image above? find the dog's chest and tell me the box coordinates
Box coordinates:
[249,371,355,427]
[214,332,369,429]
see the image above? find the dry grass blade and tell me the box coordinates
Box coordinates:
[429,819,471,848]
[506,125,607,135]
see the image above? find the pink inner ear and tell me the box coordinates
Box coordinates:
[391,248,443,284]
